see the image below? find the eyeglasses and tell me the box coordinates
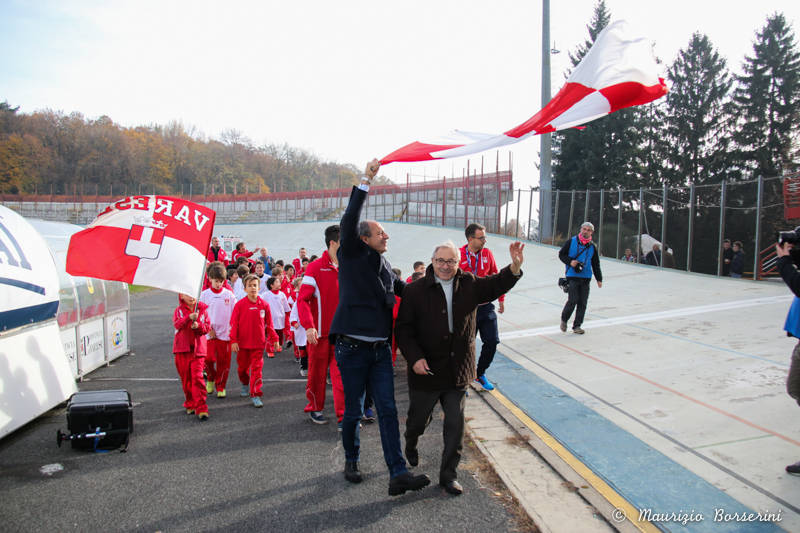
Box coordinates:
[433,258,458,266]
[471,236,487,241]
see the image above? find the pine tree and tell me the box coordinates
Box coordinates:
[552,0,645,191]
[732,13,800,177]
[662,33,733,186]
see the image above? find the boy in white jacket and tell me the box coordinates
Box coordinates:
[199,263,237,398]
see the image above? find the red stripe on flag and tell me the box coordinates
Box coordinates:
[380,141,464,165]
[599,78,668,113]
[503,82,596,138]
[66,226,139,283]
[130,225,143,240]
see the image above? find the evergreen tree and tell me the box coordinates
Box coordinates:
[552,1,645,191]
[662,33,733,186]
[732,13,800,177]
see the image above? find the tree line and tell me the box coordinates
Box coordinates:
[554,2,800,191]
[0,107,370,196]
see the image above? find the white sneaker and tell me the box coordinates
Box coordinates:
[300,368,308,377]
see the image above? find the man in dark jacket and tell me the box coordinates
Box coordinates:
[395,240,524,495]
[330,158,430,496]
[774,241,800,475]
[559,222,603,334]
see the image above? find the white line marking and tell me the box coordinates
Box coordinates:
[500,295,793,341]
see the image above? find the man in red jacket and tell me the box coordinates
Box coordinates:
[207,236,228,265]
[292,247,309,276]
[297,225,345,426]
[173,293,211,419]
[459,223,504,391]
[230,274,279,408]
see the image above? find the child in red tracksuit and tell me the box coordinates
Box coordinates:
[230,274,280,408]
[173,293,211,420]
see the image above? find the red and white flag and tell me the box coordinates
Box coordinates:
[380,20,668,164]
[66,196,216,295]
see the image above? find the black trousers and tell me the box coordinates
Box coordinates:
[404,388,466,483]
[475,303,499,377]
[561,277,591,328]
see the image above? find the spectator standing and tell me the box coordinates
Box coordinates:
[731,241,745,278]
[207,236,228,266]
[458,223,504,392]
[722,239,734,276]
[559,222,603,334]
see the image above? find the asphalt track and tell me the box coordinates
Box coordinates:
[0,289,524,533]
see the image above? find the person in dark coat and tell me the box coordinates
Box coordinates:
[721,239,733,276]
[329,158,430,496]
[730,241,745,278]
[395,240,524,495]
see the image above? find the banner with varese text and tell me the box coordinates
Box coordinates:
[66,196,216,296]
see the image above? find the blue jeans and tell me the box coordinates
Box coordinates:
[334,337,408,478]
[476,303,499,377]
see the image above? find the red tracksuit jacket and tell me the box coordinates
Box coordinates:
[229,296,279,350]
[459,244,505,304]
[206,246,228,265]
[297,251,338,336]
[173,299,211,356]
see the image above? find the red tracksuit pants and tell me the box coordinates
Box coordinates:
[303,337,344,421]
[205,339,231,392]
[174,352,208,414]
[237,348,264,397]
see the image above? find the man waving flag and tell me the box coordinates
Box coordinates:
[380,20,667,164]
[66,196,216,296]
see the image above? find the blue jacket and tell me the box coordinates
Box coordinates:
[329,186,405,340]
[558,236,602,281]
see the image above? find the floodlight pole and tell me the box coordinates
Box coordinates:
[539,0,554,239]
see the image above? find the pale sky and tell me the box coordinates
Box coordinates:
[2,0,799,195]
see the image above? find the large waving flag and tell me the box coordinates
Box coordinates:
[380,20,667,164]
[66,196,215,296]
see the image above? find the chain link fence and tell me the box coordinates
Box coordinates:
[505,174,793,279]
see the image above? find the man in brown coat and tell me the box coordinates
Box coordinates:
[395,239,524,495]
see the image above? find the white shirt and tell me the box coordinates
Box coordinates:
[232,278,246,302]
[263,290,291,329]
[435,275,454,333]
[288,303,307,346]
[199,287,236,341]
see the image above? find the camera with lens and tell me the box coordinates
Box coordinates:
[777,227,800,246]
[573,261,585,273]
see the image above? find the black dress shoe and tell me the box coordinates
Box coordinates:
[440,480,463,495]
[405,446,419,467]
[344,461,362,483]
[388,472,431,496]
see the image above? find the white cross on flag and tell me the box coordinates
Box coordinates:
[125,224,165,260]
[66,196,216,295]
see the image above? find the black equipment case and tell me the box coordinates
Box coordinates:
[65,389,133,450]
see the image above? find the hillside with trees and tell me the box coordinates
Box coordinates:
[0,105,372,196]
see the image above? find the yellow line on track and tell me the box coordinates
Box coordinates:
[489,388,660,533]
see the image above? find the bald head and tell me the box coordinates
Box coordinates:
[359,220,389,253]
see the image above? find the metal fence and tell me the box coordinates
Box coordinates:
[4,171,796,280]
[0,169,514,231]
[504,174,795,279]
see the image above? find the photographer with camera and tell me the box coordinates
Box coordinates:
[558,222,603,334]
[774,232,800,475]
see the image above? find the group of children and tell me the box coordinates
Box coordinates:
[172,243,313,419]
